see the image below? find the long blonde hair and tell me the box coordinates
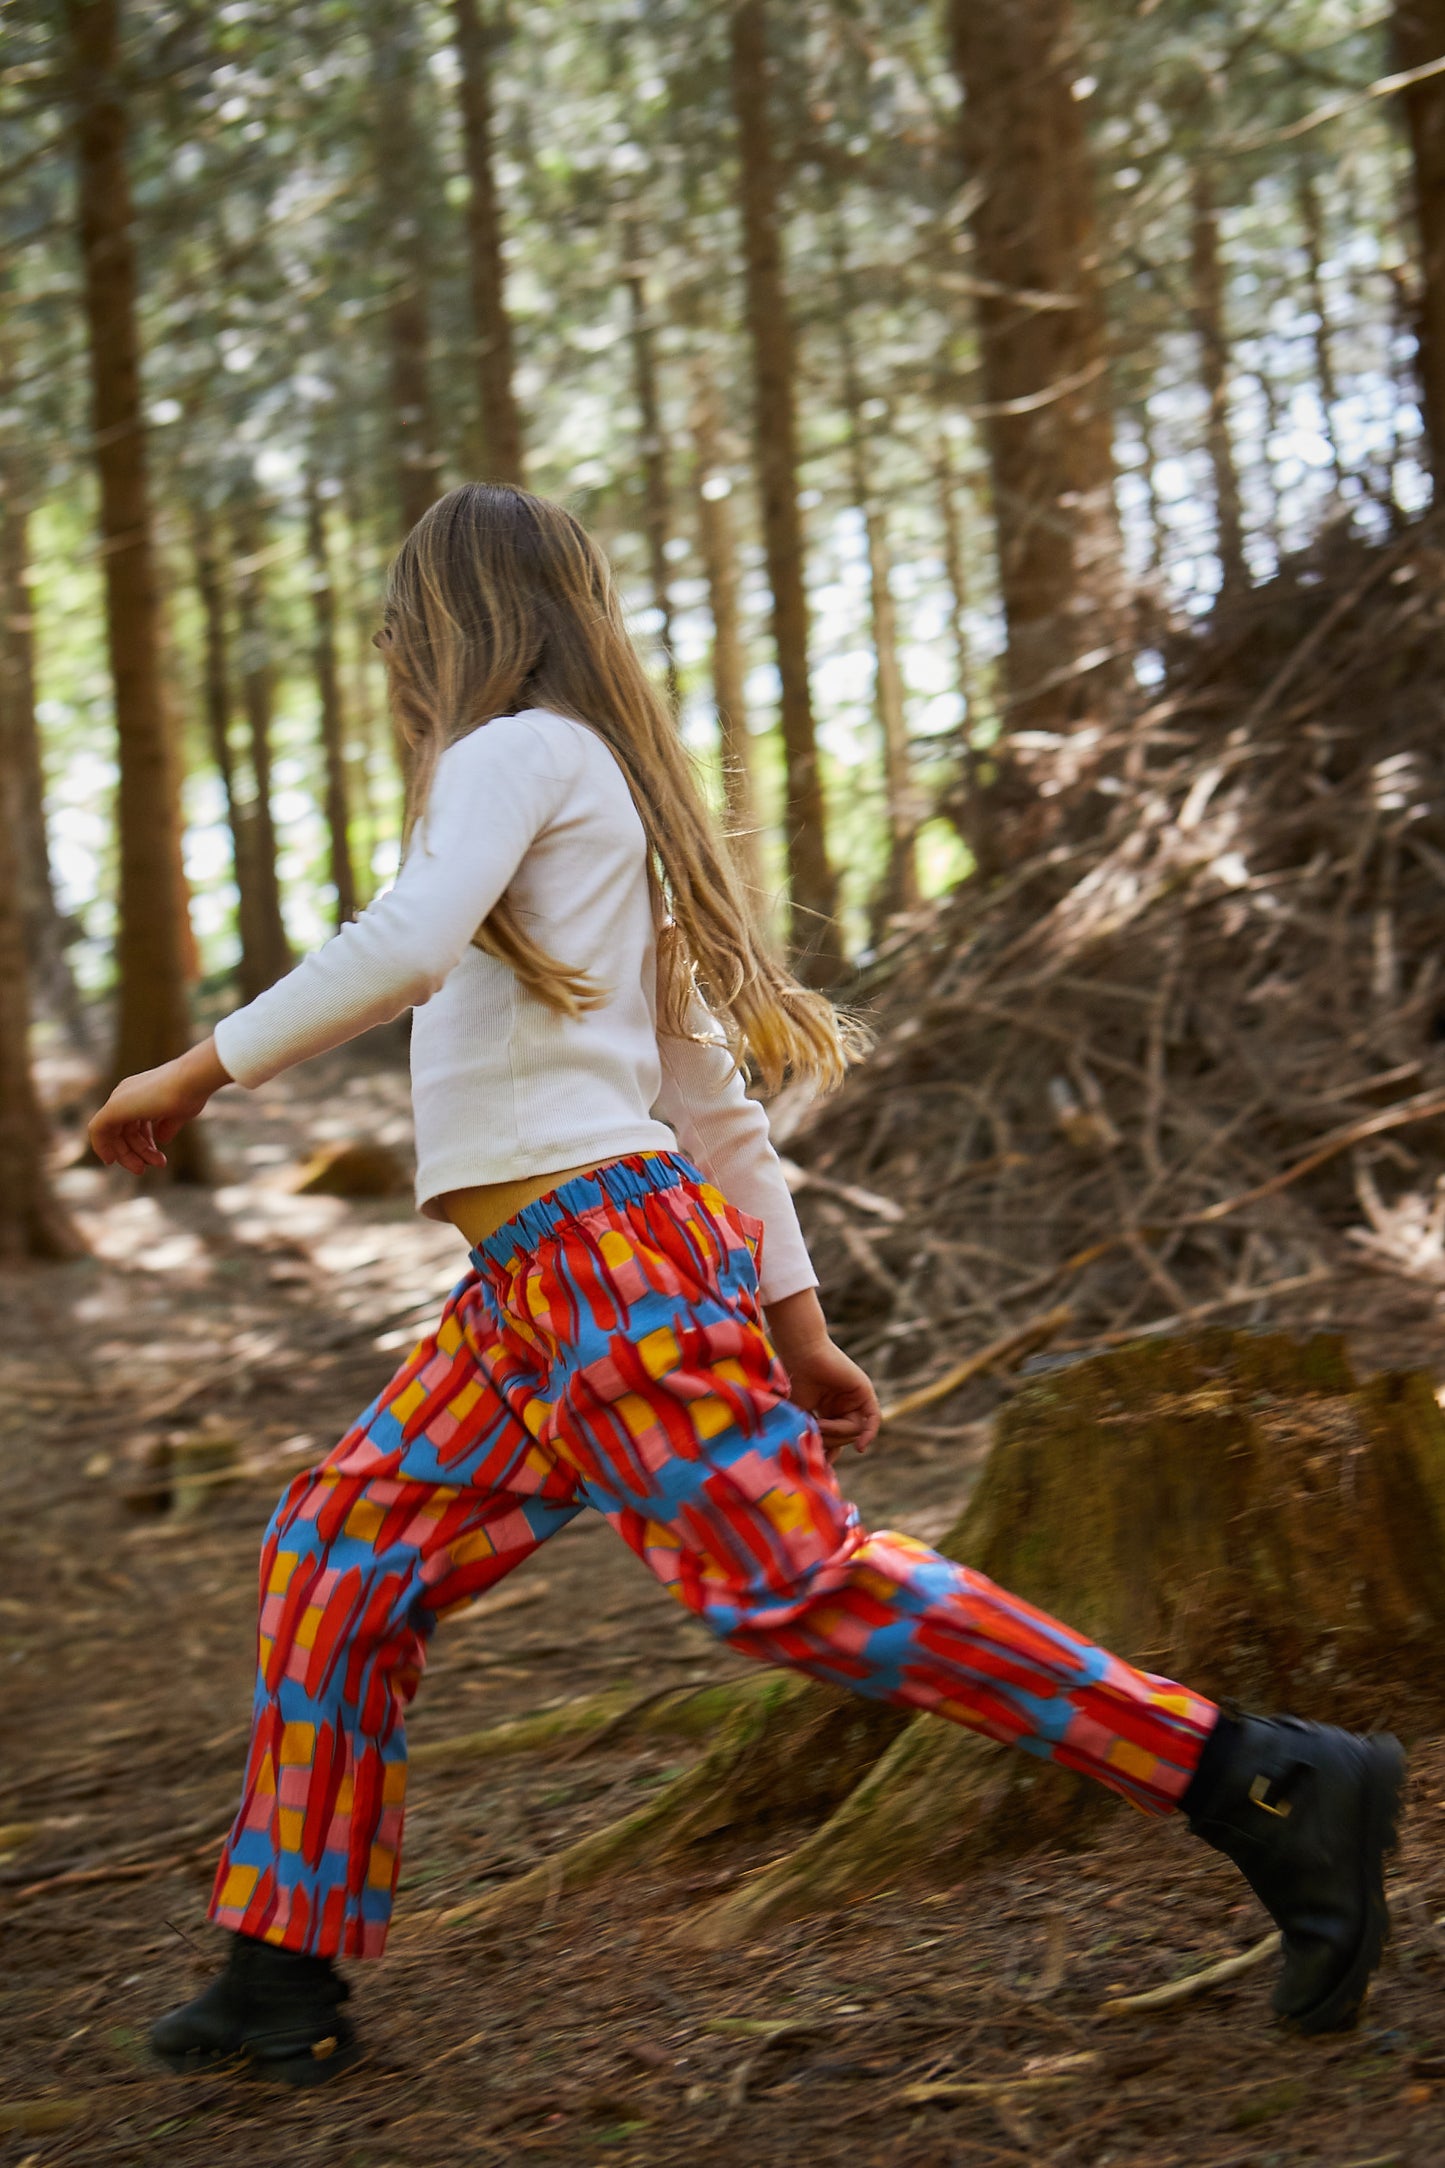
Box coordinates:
[378,482,855,1092]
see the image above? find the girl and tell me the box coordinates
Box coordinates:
[91,485,1401,2085]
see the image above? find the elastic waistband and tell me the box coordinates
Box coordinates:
[470,1151,703,1270]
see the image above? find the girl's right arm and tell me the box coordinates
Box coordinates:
[88,716,573,1163]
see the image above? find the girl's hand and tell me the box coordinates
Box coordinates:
[764,1287,881,1457]
[89,1038,232,1173]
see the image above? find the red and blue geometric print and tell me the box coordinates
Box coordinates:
[211,1152,1216,1957]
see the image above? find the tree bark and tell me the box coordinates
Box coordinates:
[690,357,767,911]
[305,474,358,929]
[1190,165,1248,599]
[192,501,276,999]
[451,0,526,485]
[933,429,976,732]
[945,0,1122,773]
[834,247,919,926]
[1135,395,1168,575]
[340,459,392,886]
[624,233,681,712]
[0,468,90,1053]
[0,632,87,1261]
[370,0,444,536]
[231,494,293,999]
[729,0,844,984]
[1296,160,1342,492]
[66,0,204,1177]
[1394,0,1445,494]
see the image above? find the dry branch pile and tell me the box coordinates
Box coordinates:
[790,517,1445,1401]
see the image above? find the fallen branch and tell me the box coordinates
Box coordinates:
[2,1811,235,1901]
[900,2053,1100,2105]
[879,1306,1073,1429]
[1193,1086,1445,1227]
[1100,1931,1279,2016]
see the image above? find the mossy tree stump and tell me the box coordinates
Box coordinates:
[448,1332,1445,1945]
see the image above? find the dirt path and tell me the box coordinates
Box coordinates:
[3,1048,1443,2166]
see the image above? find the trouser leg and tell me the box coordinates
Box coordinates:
[509,1180,1217,1816]
[210,1273,582,1956]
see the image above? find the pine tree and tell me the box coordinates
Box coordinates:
[1394,0,1445,491]
[945,0,1122,860]
[65,0,204,1177]
[729,0,843,981]
[452,0,527,484]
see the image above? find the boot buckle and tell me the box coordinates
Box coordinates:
[1248,1773,1292,1818]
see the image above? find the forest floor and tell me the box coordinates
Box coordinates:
[4,1039,1445,2168]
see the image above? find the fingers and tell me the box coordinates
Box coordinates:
[90,1113,167,1174]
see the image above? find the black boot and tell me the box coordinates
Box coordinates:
[150,1932,358,2085]
[1184,1713,1405,2035]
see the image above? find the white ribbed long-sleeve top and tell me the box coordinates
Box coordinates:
[212,708,817,1304]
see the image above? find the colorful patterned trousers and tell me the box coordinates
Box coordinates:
[211,1153,1217,1957]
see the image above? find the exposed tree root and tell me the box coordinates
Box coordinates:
[412,1674,789,1771]
[439,1675,903,1928]
[678,1724,1101,1951]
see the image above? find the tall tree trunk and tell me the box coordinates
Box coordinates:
[1394,0,1445,495]
[232,494,293,999]
[690,357,767,911]
[933,428,976,730]
[1190,165,1248,600]
[834,245,919,927]
[341,459,391,887]
[1134,397,1168,576]
[451,0,526,485]
[0,630,86,1261]
[624,232,680,711]
[1296,160,1342,492]
[1385,261,1418,526]
[945,0,1122,790]
[0,473,90,1053]
[306,473,358,929]
[192,501,274,998]
[370,0,443,536]
[1255,365,1286,549]
[729,0,844,984]
[66,0,204,1177]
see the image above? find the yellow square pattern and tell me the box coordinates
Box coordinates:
[345,1498,385,1543]
[1107,1737,1157,1782]
[638,1326,681,1379]
[690,1395,733,1441]
[389,1379,427,1426]
[614,1390,655,1439]
[218,1863,259,1910]
[280,1721,316,1766]
[267,1549,299,1597]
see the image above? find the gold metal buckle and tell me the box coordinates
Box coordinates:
[311,2036,339,2061]
[1249,1774,1292,1818]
